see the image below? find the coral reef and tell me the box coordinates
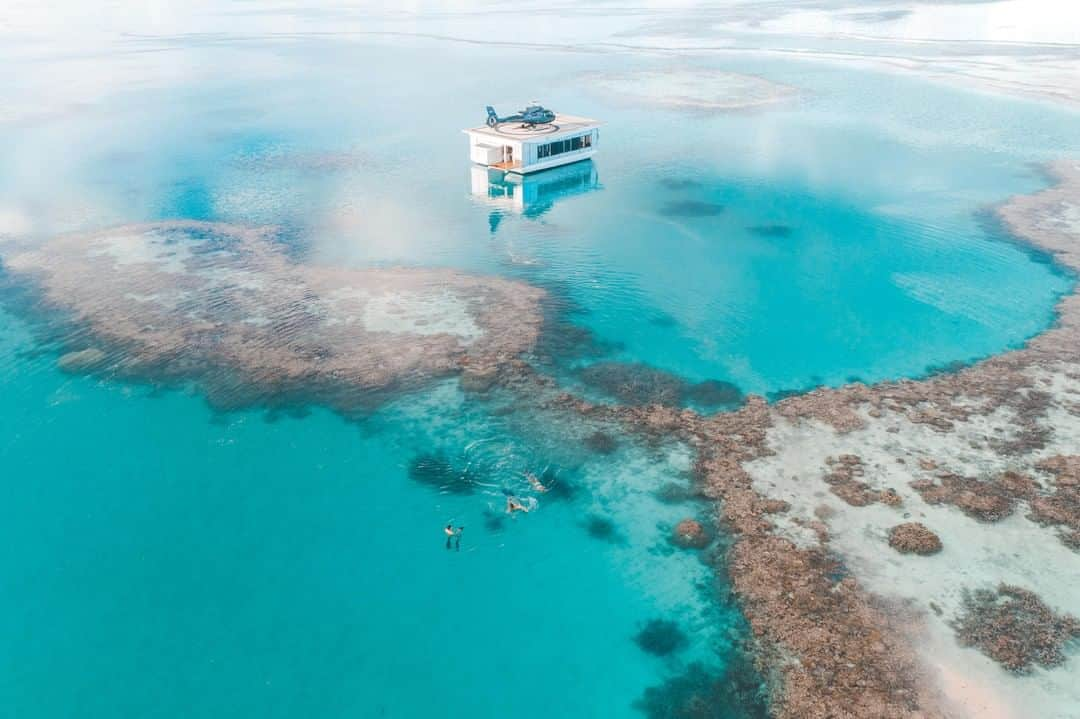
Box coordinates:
[579,362,686,407]
[909,472,1025,522]
[577,361,743,410]
[1029,456,1080,547]
[952,584,1080,673]
[3,221,544,414]
[634,657,770,719]
[888,523,943,556]
[684,379,745,409]
[671,518,712,549]
[823,453,902,507]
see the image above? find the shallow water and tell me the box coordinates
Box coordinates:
[1,3,1079,717]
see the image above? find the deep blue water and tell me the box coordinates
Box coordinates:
[1,15,1079,719]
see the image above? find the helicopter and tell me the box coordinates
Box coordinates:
[485,104,556,128]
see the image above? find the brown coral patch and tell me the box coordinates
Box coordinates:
[671,518,712,549]
[728,536,937,718]
[4,222,545,413]
[888,523,943,555]
[822,454,901,508]
[1029,455,1080,547]
[952,584,1080,673]
[910,472,1027,522]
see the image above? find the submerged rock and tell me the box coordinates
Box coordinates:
[888,522,943,555]
[671,518,712,549]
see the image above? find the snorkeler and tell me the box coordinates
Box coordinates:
[444,524,464,550]
[506,496,530,514]
[525,472,549,493]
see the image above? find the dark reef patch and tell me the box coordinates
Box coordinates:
[482,508,506,532]
[579,362,686,407]
[578,362,744,411]
[583,430,619,455]
[952,584,1080,673]
[407,452,481,495]
[533,288,622,366]
[685,379,745,410]
[658,177,703,191]
[746,224,793,238]
[924,359,970,378]
[634,618,689,656]
[658,200,726,218]
[765,383,824,403]
[582,514,620,543]
[634,656,769,719]
[655,481,702,505]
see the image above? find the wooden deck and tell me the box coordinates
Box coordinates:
[491,160,522,170]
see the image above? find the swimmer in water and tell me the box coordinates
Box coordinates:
[506,496,530,514]
[444,524,463,550]
[525,472,549,493]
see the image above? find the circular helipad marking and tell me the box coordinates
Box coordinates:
[489,122,561,136]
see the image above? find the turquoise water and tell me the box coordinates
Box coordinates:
[2,8,1080,719]
[0,313,751,717]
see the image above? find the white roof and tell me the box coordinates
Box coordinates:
[463,113,600,143]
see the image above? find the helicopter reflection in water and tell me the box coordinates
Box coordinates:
[470,160,600,235]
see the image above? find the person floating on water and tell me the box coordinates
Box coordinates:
[506,496,530,514]
[444,523,464,550]
[525,471,549,493]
